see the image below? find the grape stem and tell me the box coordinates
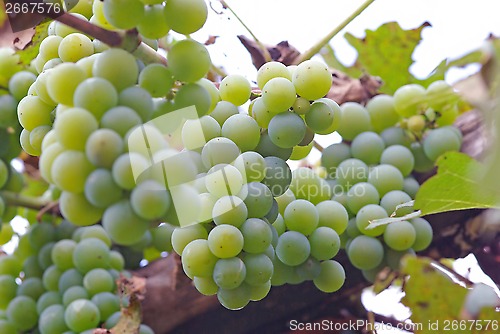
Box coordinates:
[47,12,168,65]
[220,0,272,62]
[293,0,376,64]
[0,190,52,211]
[313,140,324,152]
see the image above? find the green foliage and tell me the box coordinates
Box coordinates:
[16,21,51,66]
[415,152,500,215]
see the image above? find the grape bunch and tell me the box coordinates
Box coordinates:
[0,220,154,333]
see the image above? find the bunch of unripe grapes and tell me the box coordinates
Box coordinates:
[0,220,154,333]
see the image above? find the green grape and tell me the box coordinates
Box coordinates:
[292,60,331,100]
[62,286,89,306]
[39,304,69,334]
[73,238,110,273]
[275,189,295,216]
[83,268,114,296]
[217,284,250,310]
[393,84,426,117]
[174,83,211,118]
[270,257,293,286]
[201,137,240,168]
[164,0,207,34]
[20,129,39,156]
[196,78,220,113]
[423,127,461,161]
[150,223,175,252]
[380,127,412,147]
[0,275,17,309]
[305,100,335,132]
[212,195,248,228]
[7,296,38,331]
[356,204,388,237]
[261,77,296,113]
[84,169,123,209]
[43,58,63,71]
[130,180,171,220]
[321,143,352,177]
[291,97,311,115]
[232,151,266,183]
[111,153,148,190]
[407,115,426,133]
[367,164,404,196]
[54,13,88,37]
[240,218,273,254]
[29,125,51,154]
[118,86,154,122]
[102,0,144,29]
[380,145,415,177]
[51,239,76,271]
[0,223,13,245]
[347,235,384,270]
[308,226,340,261]
[290,141,313,160]
[73,78,118,119]
[28,222,55,251]
[207,224,243,258]
[337,102,372,141]
[171,224,208,255]
[380,190,413,216]
[108,251,125,271]
[267,112,306,148]
[17,96,54,131]
[256,61,291,89]
[403,177,420,199]
[409,217,433,251]
[240,182,273,218]
[251,97,274,128]
[41,265,62,291]
[64,299,100,332]
[219,74,251,106]
[383,221,416,251]
[38,242,56,269]
[335,158,369,188]
[38,35,62,59]
[54,107,98,150]
[86,129,124,169]
[255,131,292,160]
[0,95,17,128]
[167,39,211,83]
[91,292,120,321]
[193,276,218,296]
[51,150,94,193]
[59,191,104,226]
[248,280,271,301]
[350,131,385,165]
[93,48,139,92]
[261,156,291,197]
[426,80,458,110]
[58,33,94,62]
[209,101,239,126]
[346,182,380,214]
[58,268,83,294]
[283,199,318,235]
[243,253,273,286]
[36,291,62,314]
[276,231,310,266]
[0,320,16,334]
[316,200,348,234]
[313,260,345,293]
[47,63,87,105]
[213,257,246,289]
[289,168,330,205]
[366,94,400,132]
[295,257,321,281]
[102,200,149,246]
[136,4,170,39]
[22,255,44,278]
[205,164,243,197]
[181,239,218,278]
[138,64,174,98]
[182,115,221,150]
[410,142,435,173]
[221,114,260,152]
[8,71,36,101]
[100,106,142,137]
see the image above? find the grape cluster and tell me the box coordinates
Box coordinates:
[0,219,154,333]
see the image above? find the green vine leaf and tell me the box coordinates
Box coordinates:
[414,152,500,216]
[16,20,51,66]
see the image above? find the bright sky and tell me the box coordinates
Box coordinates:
[196,0,500,84]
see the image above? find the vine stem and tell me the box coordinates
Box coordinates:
[1,191,51,211]
[293,0,376,64]
[220,0,272,62]
[313,140,324,152]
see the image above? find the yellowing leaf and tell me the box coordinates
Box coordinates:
[414,152,500,215]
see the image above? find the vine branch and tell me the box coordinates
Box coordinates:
[1,190,51,211]
[294,0,376,64]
